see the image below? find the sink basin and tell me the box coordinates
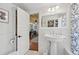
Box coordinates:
[44,34,66,55]
[44,34,65,42]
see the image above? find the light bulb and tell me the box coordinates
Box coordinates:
[48,8,51,11]
[56,6,59,9]
[52,8,55,11]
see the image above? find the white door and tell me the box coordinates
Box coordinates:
[17,7,29,54]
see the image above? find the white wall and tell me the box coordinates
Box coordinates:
[38,4,72,54]
[0,3,16,54]
[64,4,72,52]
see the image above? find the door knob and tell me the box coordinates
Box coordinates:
[17,35,22,38]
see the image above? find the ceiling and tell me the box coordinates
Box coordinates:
[15,3,70,14]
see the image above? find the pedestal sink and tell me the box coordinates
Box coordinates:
[44,34,65,55]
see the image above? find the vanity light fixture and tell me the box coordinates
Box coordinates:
[48,6,60,12]
[48,7,55,12]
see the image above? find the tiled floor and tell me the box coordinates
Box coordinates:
[30,41,38,51]
[25,50,39,55]
[29,37,38,51]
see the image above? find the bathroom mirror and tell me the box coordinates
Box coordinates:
[41,13,66,28]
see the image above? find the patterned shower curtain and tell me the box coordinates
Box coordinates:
[71,3,79,55]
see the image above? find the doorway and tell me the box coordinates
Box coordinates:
[29,13,39,51]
